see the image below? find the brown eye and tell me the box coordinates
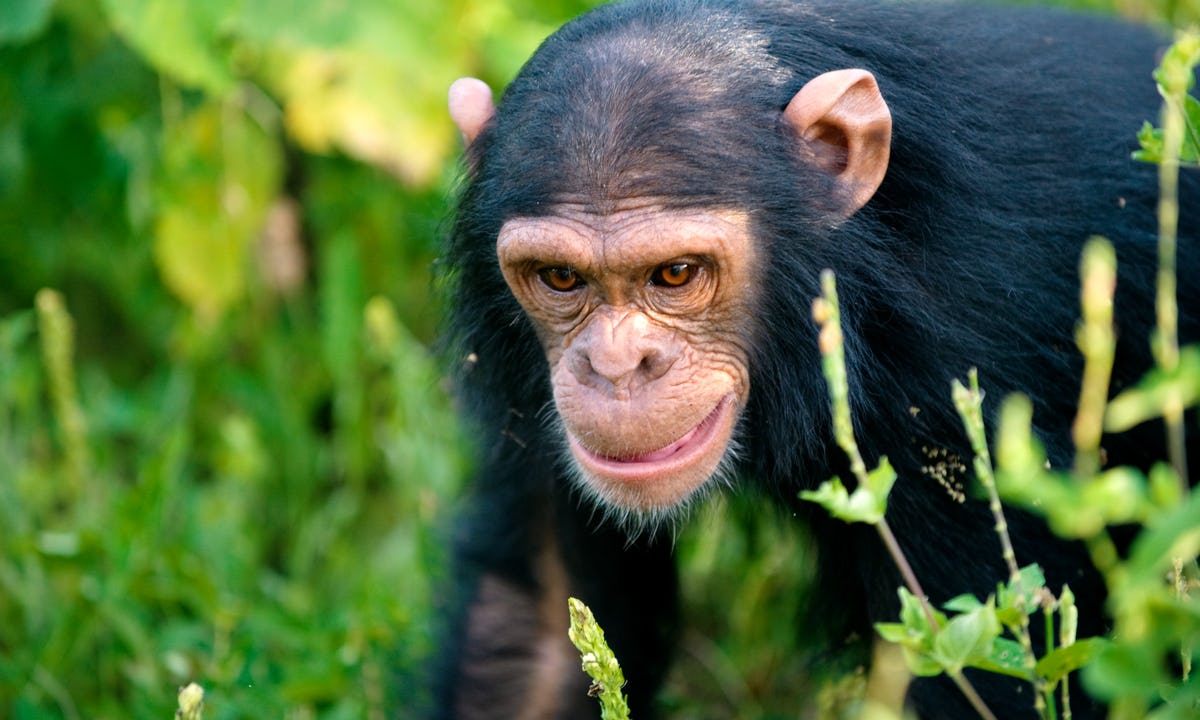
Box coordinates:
[538,267,583,292]
[651,263,694,288]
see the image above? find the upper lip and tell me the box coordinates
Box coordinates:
[570,395,731,469]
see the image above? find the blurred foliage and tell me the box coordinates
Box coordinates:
[0,0,1196,719]
[0,0,606,717]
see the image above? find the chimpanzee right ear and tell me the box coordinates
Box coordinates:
[783,69,892,217]
[449,77,496,146]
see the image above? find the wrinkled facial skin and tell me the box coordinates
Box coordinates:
[497,204,757,515]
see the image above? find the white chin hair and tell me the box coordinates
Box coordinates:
[554,426,743,538]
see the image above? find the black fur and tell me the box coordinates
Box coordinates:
[432,1,1198,717]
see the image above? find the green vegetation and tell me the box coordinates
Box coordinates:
[803,35,1200,720]
[0,0,605,717]
[0,0,1196,719]
[569,598,632,720]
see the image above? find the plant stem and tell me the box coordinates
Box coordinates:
[948,671,1001,720]
[815,271,997,720]
[1043,603,1058,720]
[1072,239,1117,483]
[876,519,935,629]
[954,373,1045,714]
[36,289,89,495]
[1154,46,1189,490]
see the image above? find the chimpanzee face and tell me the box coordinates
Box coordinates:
[450,67,892,522]
[497,204,757,517]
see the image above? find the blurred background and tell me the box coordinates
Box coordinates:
[0,0,1194,718]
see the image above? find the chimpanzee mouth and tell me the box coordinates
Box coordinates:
[567,396,735,483]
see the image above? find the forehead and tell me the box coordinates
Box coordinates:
[496,205,753,269]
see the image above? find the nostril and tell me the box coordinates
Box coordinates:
[639,348,675,381]
[568,312,680,391]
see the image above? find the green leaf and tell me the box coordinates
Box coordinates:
[899,586,942,634]
[1106,346,1200,432]
[800,477,853,517]
[1081,467,1152,525]
[1059,585,1078,647]
[0,0,52,45]
[995,564,1046,627]
[931,602,1002,676]
[1183,94,1200,163]
[153,102,283,319]
[800,459,895,525]
[866,457,898,501]
[876,622,942,677]
[994,394,1051,489]
[1153,34,1200,95]
[1035,637,1107,685]
[101,0,235,94]
[874,622,911,644]
[969,637,1031,680]
[1148,462,1184,510]
[1135,121,1165,163]
[1145,679,1200,720]
[1123,489,1200,588]
[875,588,948,677]
[943,594,984,614]
[1085,641,1171,701]
[1136,33,1200,166]
[899,644,945,678]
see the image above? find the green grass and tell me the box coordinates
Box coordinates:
[0,0,1194,718]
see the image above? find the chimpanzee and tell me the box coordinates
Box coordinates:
[430,0,1198,717]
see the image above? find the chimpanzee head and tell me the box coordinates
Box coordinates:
[448,2,891,525]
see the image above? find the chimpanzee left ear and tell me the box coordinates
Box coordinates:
[783,69,892,216]
[448,77,496,146]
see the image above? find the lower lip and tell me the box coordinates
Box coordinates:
[568,396,733,482]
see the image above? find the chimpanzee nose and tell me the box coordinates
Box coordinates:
[569,311,678,393]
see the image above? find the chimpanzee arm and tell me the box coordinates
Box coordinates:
[429,434,678,720]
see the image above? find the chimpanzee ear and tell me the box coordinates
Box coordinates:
[783,69,892,216]
[448,77,495,146]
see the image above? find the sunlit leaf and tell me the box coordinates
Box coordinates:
[800,461,893,525]
[969,637,1030,679]
[943,594,984,614]
[269,48,456,185]
[1036,637,1107,685]
[931,602,1001,676]
[101,0,236,94]
[1183,94,1200,162]
[876,588,947,677]
[898,587,939,633]
[1106,346,1200,431]
[153,101,282,319]
[154,207,247,319]
[1148,462,1184,509]
[1080,467,1152,525]
[1134,121,1166,163]
[1137,33,1200,165]
[995,564,1046,626]
[1123,490,1200,588]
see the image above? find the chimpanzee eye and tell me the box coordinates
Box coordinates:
[538,267,583,292]
[651,263,694,288]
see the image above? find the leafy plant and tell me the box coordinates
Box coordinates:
[568,598,632,720]
[805,31,1200,720]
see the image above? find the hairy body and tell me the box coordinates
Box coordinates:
[431,1,1199,717]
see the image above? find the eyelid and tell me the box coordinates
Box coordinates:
[537,266,585,292]
[650,257,711,287]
